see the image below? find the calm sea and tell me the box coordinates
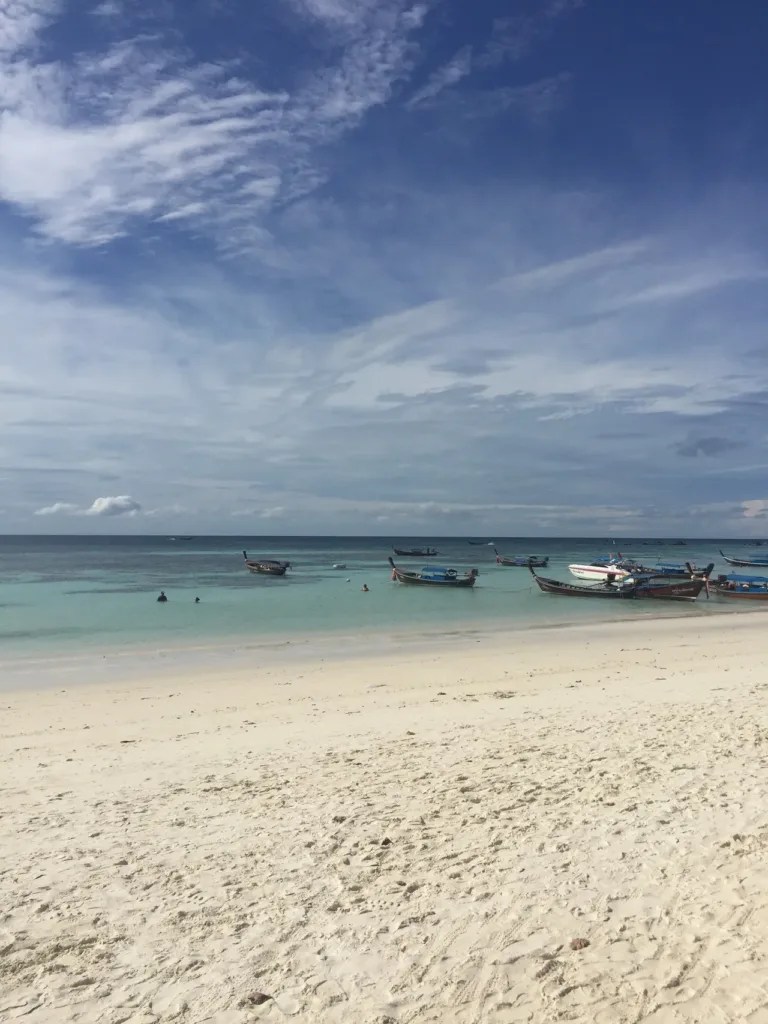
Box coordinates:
[0,536,758,659]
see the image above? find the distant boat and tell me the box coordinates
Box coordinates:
[494,548,548,567]
[719,549,768,567]
[389,557,478,588]
[468,540,494,546]
[243,551,290,576]
[711,572,768,599]
[332,563,347,569]
[393,547,438,557]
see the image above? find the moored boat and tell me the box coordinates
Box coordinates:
[631,576,708,600]
[719,549,768,568]
[494,549,549,567]
[570,556,711,582]
[243,551,290,576]
[389,557,478,587]
[568,558,632,582]
[710,572,768,599]
[531,565,707,600]
[529,565,634,598]
[393,547,438,557]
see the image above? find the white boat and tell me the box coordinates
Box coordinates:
[332,563,347,569]
[568,561,631,582]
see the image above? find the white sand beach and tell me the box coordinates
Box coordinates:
[3,614,768,1023]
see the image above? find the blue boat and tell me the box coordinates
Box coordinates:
[389,557,479,587]
[711,571,768,599]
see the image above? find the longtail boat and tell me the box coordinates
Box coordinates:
[393,547,438,557]
[530,566,707,600]
[632,576,708,600]
[389,557,478,587]
[529,565,634,598]
[719,549,768,568]
[468,540,494,546]
[243,551,290,576]
[710,572,768,599]
[494,548,549,567]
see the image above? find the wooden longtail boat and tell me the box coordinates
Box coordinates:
[529,565,635,598]
[632,576,707,600]
[719,550,768,568]
[389,557,478,587]
[242,551,290,576]
[393,547,438,557]
[530,566,707,600]
[710,573,768,599]
[494,548,549,567]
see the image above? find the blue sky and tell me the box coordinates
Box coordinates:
[1,0,767,536]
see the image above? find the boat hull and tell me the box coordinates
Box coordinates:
[393,548,438,557]
[711,585,768,600]
[530,567,634,598]
[719,550,768,568]
[389,557,477,587]
[633,579,706,600]
[243,551,290,576]
[245,563,288,576]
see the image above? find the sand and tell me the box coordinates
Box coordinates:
[3,615,768,1023]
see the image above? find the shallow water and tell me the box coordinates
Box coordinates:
[0,535,760,658]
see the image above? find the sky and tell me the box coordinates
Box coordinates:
[1,0,767,537]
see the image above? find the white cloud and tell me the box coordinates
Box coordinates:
[34,501,78,516]
[0,0,427,250]
[84,495,141,516]
[406,46,473,108]
[743,500,768,519]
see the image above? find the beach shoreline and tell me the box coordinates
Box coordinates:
[0,596,756,695]
[3,614,768,1022]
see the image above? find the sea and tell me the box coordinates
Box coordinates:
[0,536,760,663]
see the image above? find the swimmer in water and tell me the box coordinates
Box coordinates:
[194,596,200,603]
[157,591,168,603]
[361,584,369,592]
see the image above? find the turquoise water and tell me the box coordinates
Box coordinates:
[0,536,761,658]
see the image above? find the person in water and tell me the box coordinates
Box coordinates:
[157,591,168,602]
[194,596,200,603]
[361,584,369,592]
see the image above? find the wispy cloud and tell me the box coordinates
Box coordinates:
[406,2,580,111]
[0,0,426,249]
[406,46,472,109]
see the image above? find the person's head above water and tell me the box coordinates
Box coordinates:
[157,591,167,602]
[195,596,200,603]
